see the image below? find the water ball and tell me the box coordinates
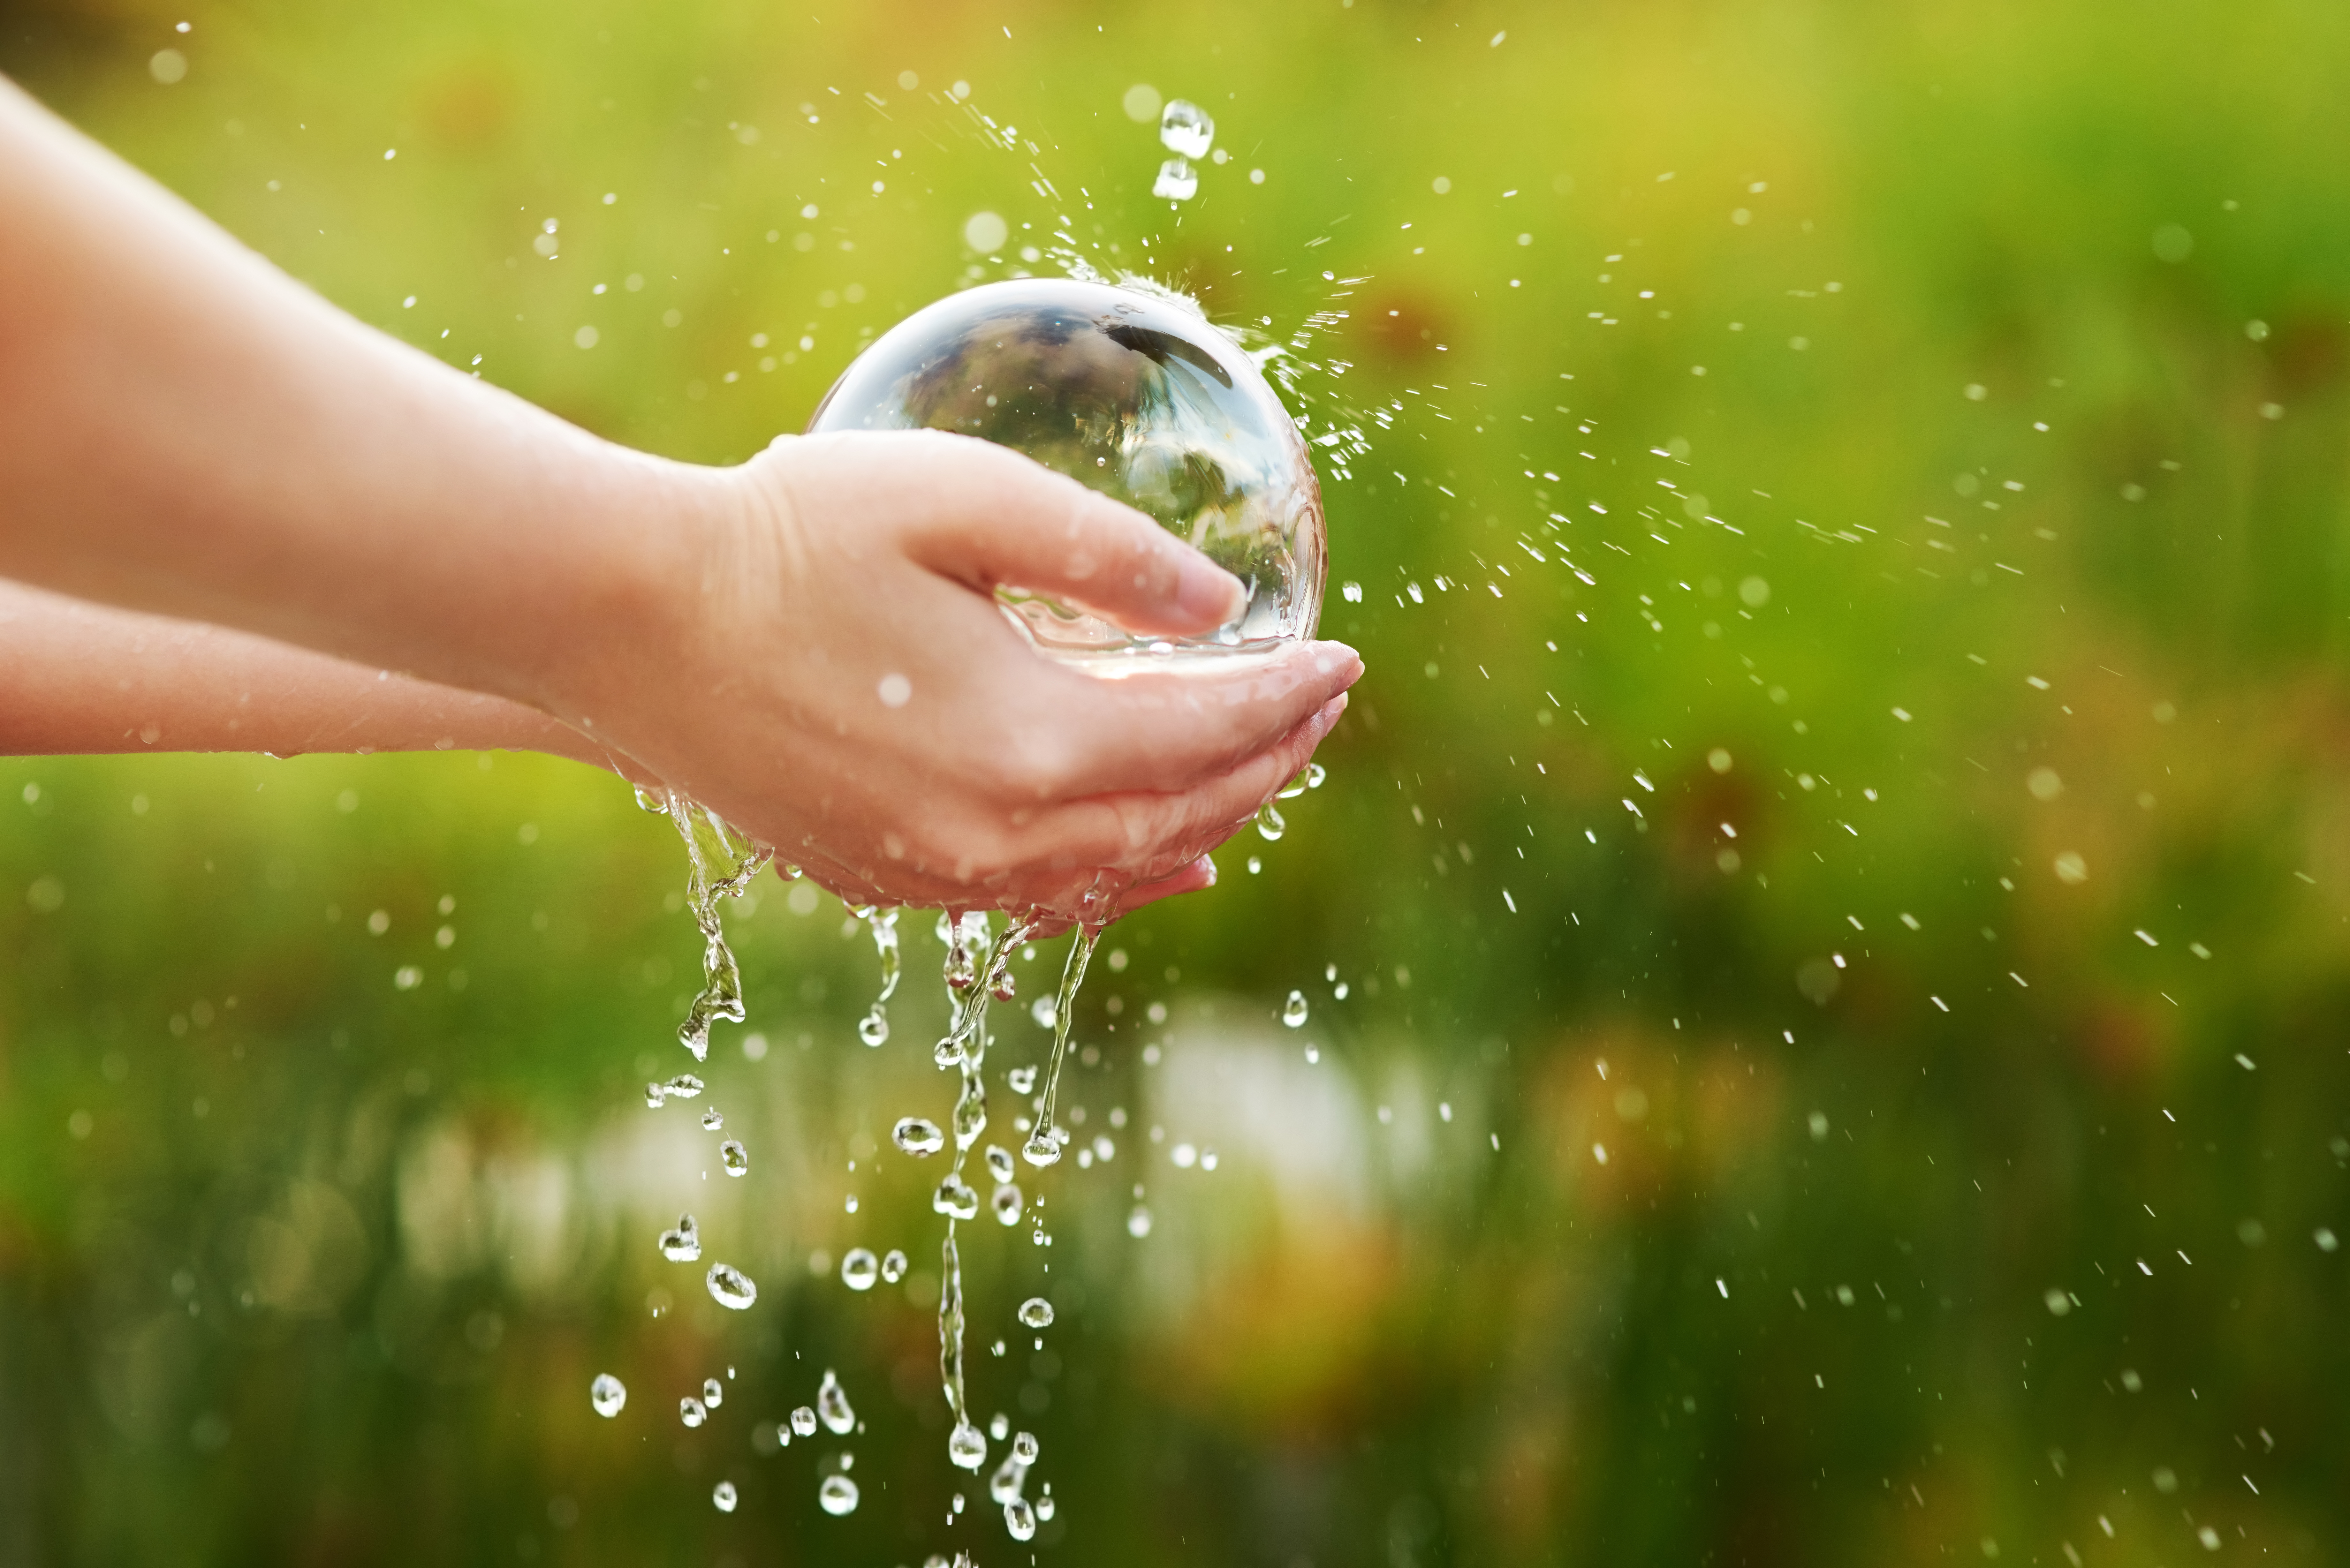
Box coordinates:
[808,277,1325,660]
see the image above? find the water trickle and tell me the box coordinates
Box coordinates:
[894,1116,946,1156]
[703,1377,724,1408]
[589,1373,627,1417]
[659,1213,701,1262]
[841,1248,879,1291]
[991,1183,1024,1225]
[701,1107,724,1131]
[818,1474,861,1516]
[1283,990,1309,1027]
[818,1368,856,1433]
[706,1262,758,1310]
[661,791,773,1062]
[663,1074,704,1099]
[680,1396,708,1428]
[1021,928,1100,1167]
[1151,157,1198,201]
[881,1248,908,1283]
[1005,1497,1038,1541]
[1159,99,1214,159]
[712,1480,738,1513]
[1018,1297,1055,1329]
[718,1139,748,1176]
[790,1406,818,1437]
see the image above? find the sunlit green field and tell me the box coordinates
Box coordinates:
[7,0,2350,1562]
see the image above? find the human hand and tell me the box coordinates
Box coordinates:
[545,430,1359,921]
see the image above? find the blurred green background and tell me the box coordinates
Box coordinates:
[6,0,2350,1562]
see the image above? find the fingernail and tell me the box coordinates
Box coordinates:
[1178,562,1248,625]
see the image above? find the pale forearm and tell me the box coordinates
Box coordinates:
[0,577,630,768]
[0,77,708,724]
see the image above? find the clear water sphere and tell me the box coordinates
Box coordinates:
[1151,157,1198,201]
[663,1074,704,1099]
[718,1138,748,1176]
[703,1377,723,1408]
[700,1107,724,1131]
[840,1247,879,1291]
[1283,990,1309,1027]
[680,1396,707,1429]
[858,1005,889,1046]
[948,1419,989,1471]
[712,1481,738,1514]
[991,1183,1024,1225]
[706,1262,758,1310]
[1159,98,1215,159]
[893,1116,945,1156]
[933,1177,980,1220]
[1012,1430,1041,1465]
[807,278,1325,662]
[790,1406,818,1437]
[658,1213,702,1262]
[985,1145,1017,1184]
[818,1369,856,1434]
[1007,1064,1038,1094]
[589,1373,627,1418]
[1018,1296,1055,1330]
[880,1248,908,1283]
[818,1474,860,1516]
[1005,1497,1038,1542]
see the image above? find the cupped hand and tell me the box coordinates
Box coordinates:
[556,430,1360,920]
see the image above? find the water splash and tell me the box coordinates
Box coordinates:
[854,904,901,1045]
[654,790,775,1063]
[1021,928,1101,1167]
[589,1373,626,1417]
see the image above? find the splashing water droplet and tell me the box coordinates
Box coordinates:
[1018,1297,1054,1329]
[881,1248,908,1283]
[719,1139,748,1176]
[703,1377,723,1407]
[790,1406,818,1437]
[1306,761,1327,789]
[1028,996,1057,1030]
[706,1262,758,1310]
[933,1178,980,1220]
[659,1214,702,1262]
[991,1184,1023,1225]
[948,1419,989,1471]
[1283,990,1309,1027]
[1005,1496,1037,1541]
[1127,1204,1154,1238]
[701,1107,724,1131]
[1007,1065,1037,1094]
[589,1373,627,1417]
[989,1452,1027,1504]
[1022,1132,1063,1167]
[680,1396,708,1428]
[1151,157,1198,201]
[818,1474,860,1516]
[664,1074,704,1099]
[1012,1430,1040,1464]
[644,1081,666,1109]
[818,1369,856,1434]
[841,1248,879,1291]
[985,1145,1016,1183]
[894,1116,945,1156]
[1255,802,1286,841]
[859,1006,889,1046]
[712,1481,737,1513]
[1037,1492,1057,1522]
[1158,99,1214,158]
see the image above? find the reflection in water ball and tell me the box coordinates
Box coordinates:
[808,278,1325,660]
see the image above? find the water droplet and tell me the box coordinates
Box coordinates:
[680,1396,708,1428]
[706,1262,758,1310]
[880,1248,908,1283]
[1012,1430,1040,1464]
[948,1419,989,1471]
[1282,990,1309,1027]
[1306,762,1327,789]
[1037,1492,1057,1522]
[701,1107,724,1131]
[818,1474,861,1515]
[933,1178,980,1220]
[719,1139,748,1176]
[1028,996,1057,1030]
[1127,1204,1154,1237]
[659,1214,702,1262]
[985,1145,1016,1183]
[992,1183,1024,1225]
[894,1116,945,1156]
[1018,1297,1055,1329]
[990,1413,1011,1441]
[1021,1133,1062,1168]
[664,1074,704,1099]
[1159,99,1214,158]
[841,1248,878,1291]
[790,1406,818,1437]
[589,1373,627,1417]
[1255,802,1286,841]
[1005,1497,1037,1541]
[1151,157,1198,201]
[817,1368,856,1433]
[644,1081,666,1108]
[859,1006,889,1046]
[712,1480,738,1513]
[1007,1065,1037,1094]
[703,1377,723,1407]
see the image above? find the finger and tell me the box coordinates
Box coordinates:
[830,430,1248,633]
[1116,855,1217,912]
